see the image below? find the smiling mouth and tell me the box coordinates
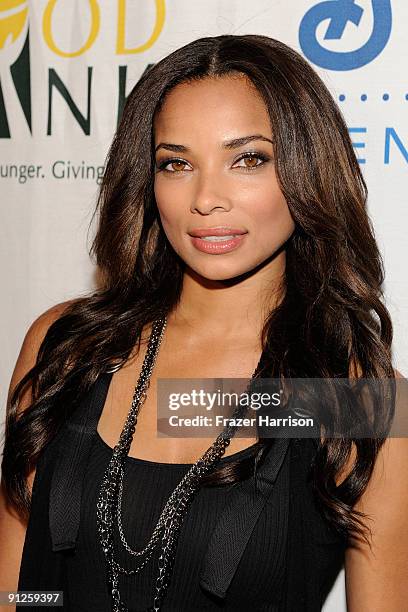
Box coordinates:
[199,235,243,241]
[188,227,248,238]
[189,232,247,254]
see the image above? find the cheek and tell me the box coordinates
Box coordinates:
[247,184,295,243]
[154,182,179,232]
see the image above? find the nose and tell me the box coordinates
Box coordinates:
[190,171,232,215]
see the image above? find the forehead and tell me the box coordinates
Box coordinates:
[153,74,271,141]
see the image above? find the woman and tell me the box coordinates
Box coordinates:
[1,34,407,611]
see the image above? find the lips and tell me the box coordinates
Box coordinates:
[189,232,247,254]
[188,227,247,238]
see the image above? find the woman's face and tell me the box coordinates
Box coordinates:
[153,74,295,282]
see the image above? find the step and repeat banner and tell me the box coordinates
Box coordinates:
[1,2,407,608]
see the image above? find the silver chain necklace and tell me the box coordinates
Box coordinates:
[96,316,263,611]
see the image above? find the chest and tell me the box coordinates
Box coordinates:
[68,438,291,610]
[97,334,261,463]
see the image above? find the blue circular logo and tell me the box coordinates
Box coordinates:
[299,0,392,71]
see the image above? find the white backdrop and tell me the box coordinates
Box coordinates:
[1,2,407,609]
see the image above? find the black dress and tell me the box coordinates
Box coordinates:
[18,372,347,611]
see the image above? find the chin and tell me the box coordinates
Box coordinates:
[189,261,257,283]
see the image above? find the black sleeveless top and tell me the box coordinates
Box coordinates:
[18,372,347,611]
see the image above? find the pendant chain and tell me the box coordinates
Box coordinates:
[96,316,262,611]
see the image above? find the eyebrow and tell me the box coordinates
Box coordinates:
[154,134,273,154]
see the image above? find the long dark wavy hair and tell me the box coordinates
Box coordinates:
[2,34,394,545]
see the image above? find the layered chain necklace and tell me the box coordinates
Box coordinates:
[96,316,263,611]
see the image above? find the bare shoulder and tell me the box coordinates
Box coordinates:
[20,300,76,362]
[344,367,408,611]
[7,299,77,414]
[4,299,78,484]
[0,300,77,595]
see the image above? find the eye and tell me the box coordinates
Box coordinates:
[232,151,270,171]
[155,158,192,173]
[155,151,271,174]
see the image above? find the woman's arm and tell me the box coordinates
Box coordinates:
[0,302,73,608]
[345,371,408,611]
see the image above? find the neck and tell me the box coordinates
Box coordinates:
[169,249,286,341]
